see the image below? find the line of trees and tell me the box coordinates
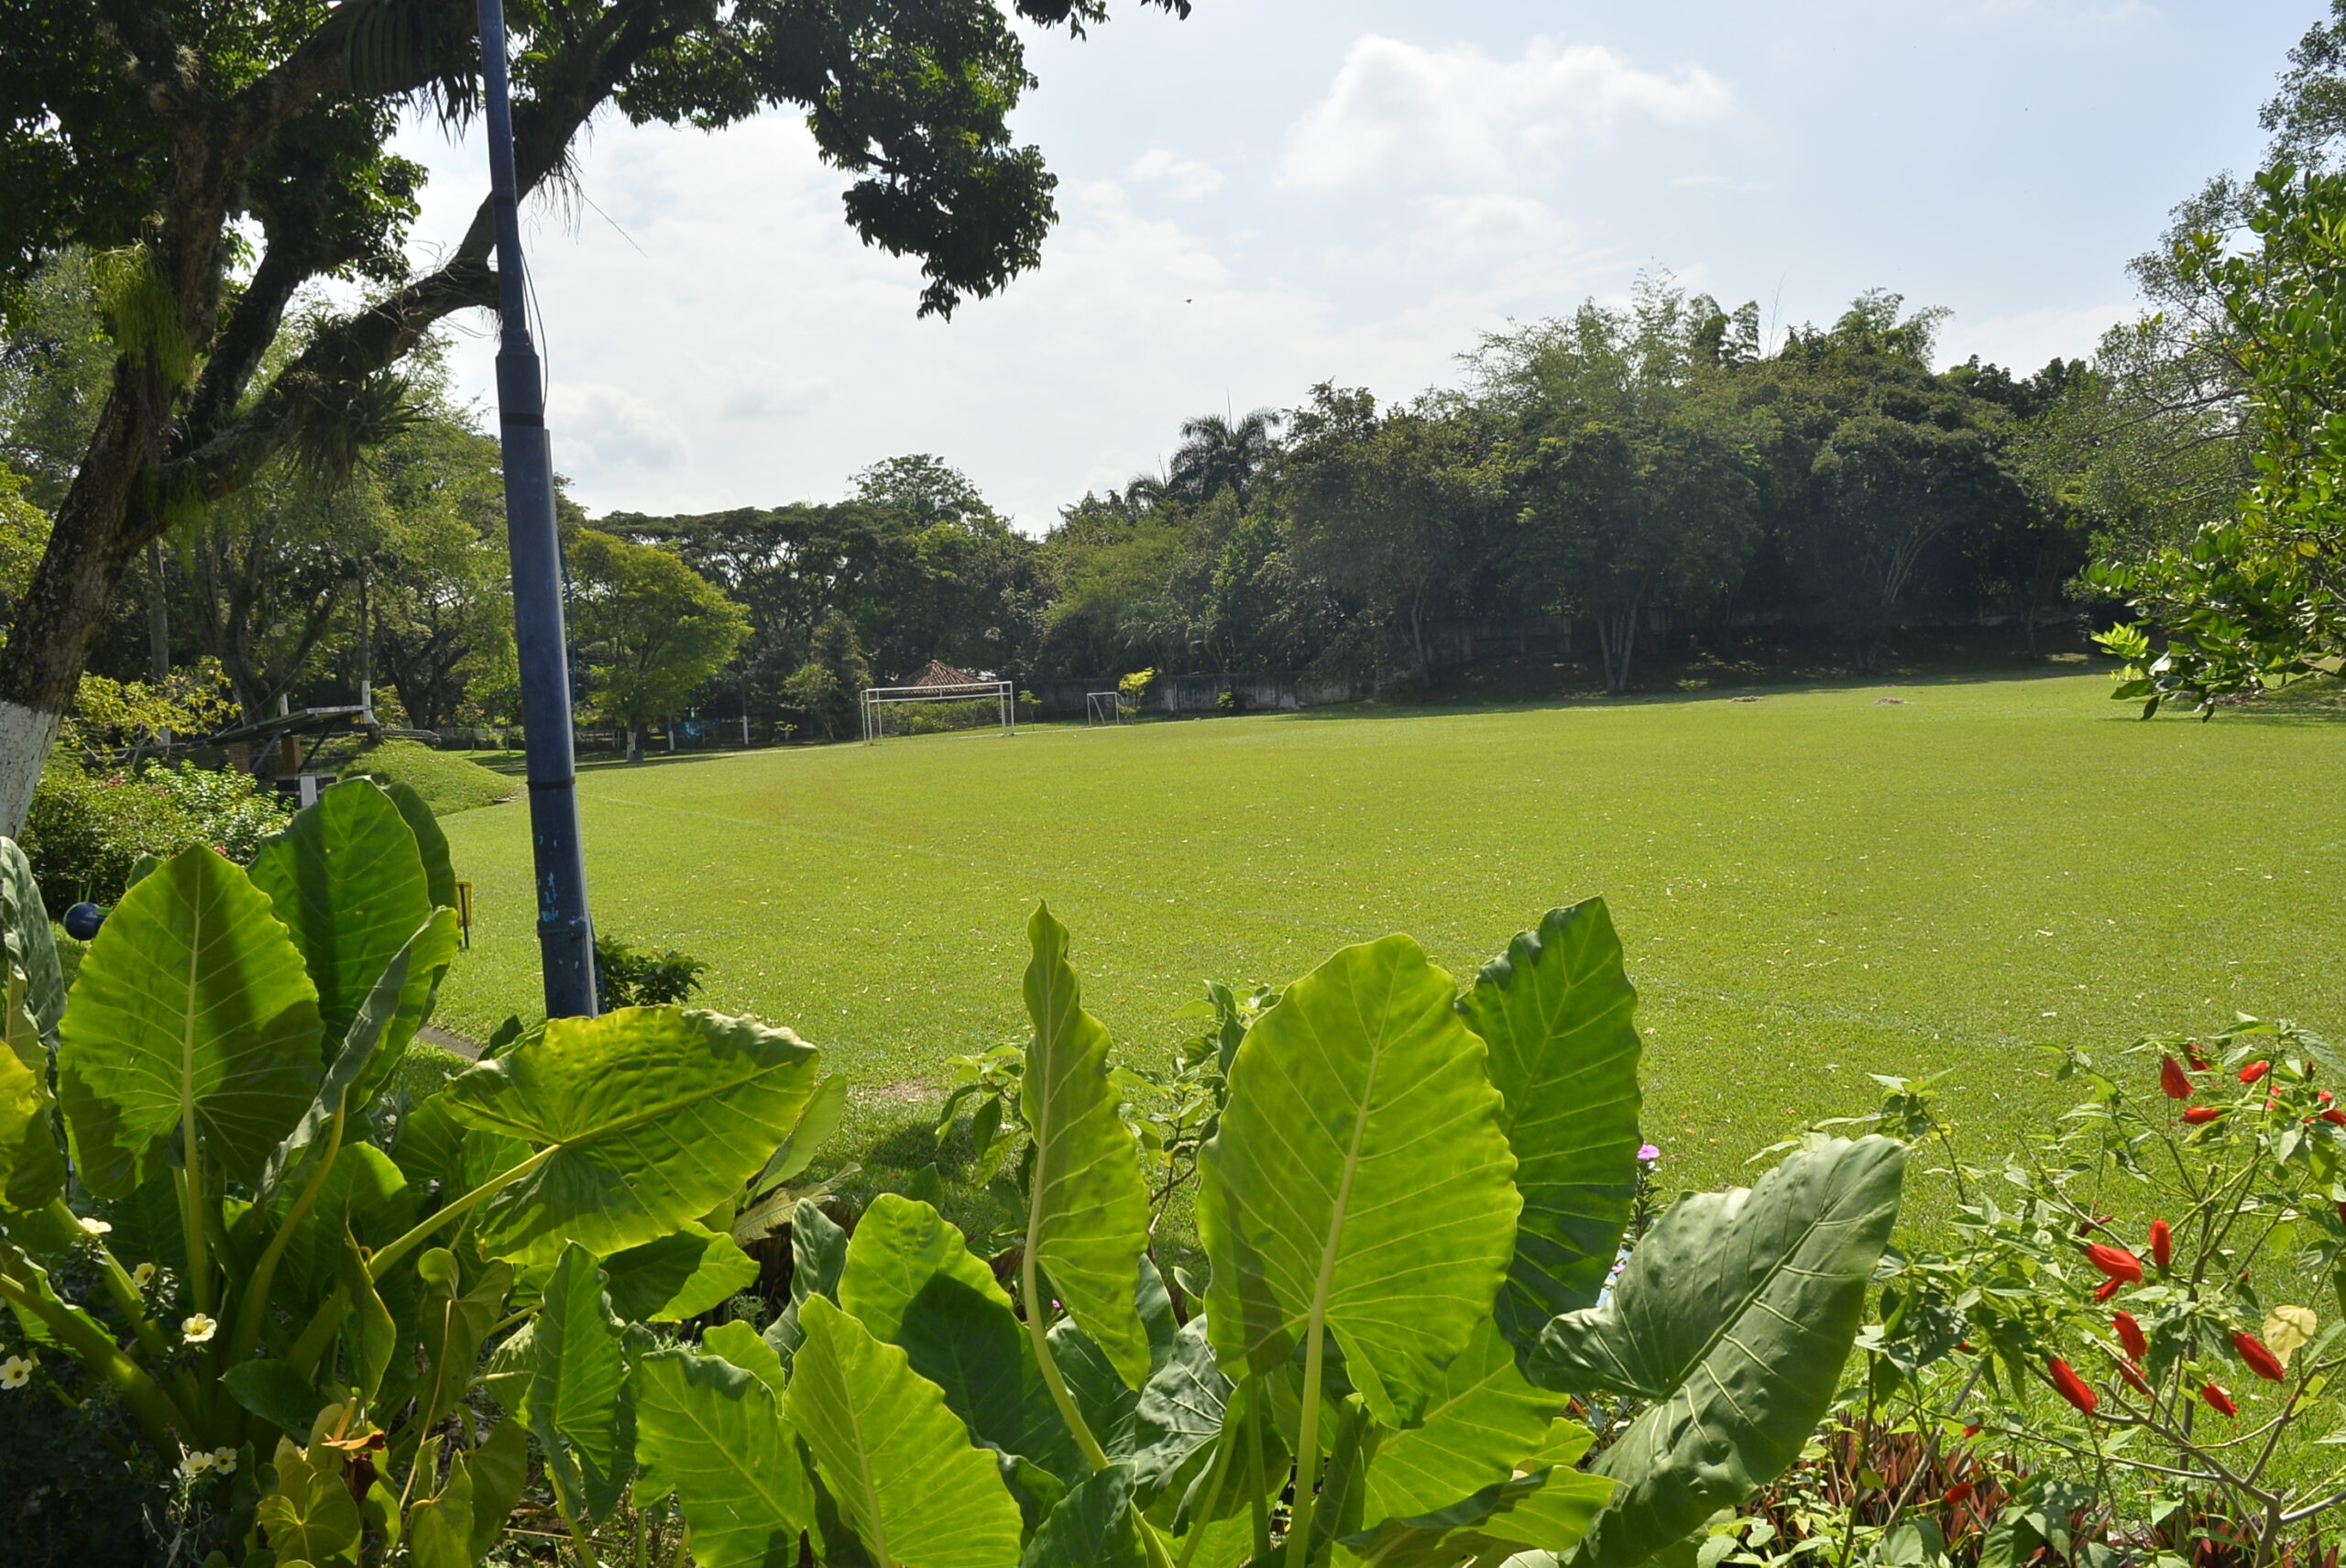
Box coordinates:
[0,264,2238,748]
[27,0,2346,744]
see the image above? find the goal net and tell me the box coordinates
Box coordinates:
[1086,691,1127,726]
[861,678,1017,743]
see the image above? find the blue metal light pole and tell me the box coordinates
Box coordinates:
[476,0,597,1017]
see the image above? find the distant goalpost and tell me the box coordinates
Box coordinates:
[861,678,1016,743]
[1085,691,1129,727]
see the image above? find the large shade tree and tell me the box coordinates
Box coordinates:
[0,0,1193,832]
[567,527,748,754]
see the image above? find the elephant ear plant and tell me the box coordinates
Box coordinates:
[0,778,828,1564]
[0,797,1903,1568]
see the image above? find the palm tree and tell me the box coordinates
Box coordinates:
[1166,409,1280,507]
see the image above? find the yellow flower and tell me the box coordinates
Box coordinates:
[180,1313,217,1345]
[77,1215,111,1237]
[181,1450,214,1476]
[210,1447,238,1475]
[0,1354,32,1388]
[131,1262,156,1288]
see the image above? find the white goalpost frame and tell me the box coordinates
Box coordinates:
[860,679,1017,743]
[1085,691,1126,727]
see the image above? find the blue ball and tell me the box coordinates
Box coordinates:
[63,903,105,941]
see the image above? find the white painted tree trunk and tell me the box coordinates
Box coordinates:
[0,699,64,840]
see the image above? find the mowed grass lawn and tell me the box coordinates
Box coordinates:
[434,670,2346,1200]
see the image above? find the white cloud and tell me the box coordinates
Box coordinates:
[1416,192,1573,261]
[1941,300,2136,372]
[1278,34,1733,192]
[1124,148,1225,201]
[399,118,1519,526]
[556,384,689,475]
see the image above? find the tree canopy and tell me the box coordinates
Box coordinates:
[0,0,1192,830]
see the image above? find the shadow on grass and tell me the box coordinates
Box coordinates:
[827,1102,1027,1251]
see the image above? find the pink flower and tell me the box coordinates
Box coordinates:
[1637,1144,1661,1163]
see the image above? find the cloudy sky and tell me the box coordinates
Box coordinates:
[392,0,2319,530]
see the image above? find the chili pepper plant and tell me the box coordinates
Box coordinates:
[1853,1022,2346,1565]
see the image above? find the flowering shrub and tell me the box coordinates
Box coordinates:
[19,759,287,912]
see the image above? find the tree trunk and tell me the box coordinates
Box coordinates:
[0,376,166,834]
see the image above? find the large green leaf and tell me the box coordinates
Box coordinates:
[785,1294,1024,1568]
[0,962,63,1209]
[1338,1420,1613,1567]
[603,1223,759,1322]
[468,1420,531,1559]
[0,839,62,1043]
[765,1197,847,1369]
[839,1193,1079,1479]
[1022,1464,1148,1568]
[1124,1316,1233,1508]
[1199,934,1520,1425]
[57,847,322,1195]
[249,780,435,1061]
[532,1243,634,1524]
[703,1320,789,1394]
[1455,901,1642,1354]
[635,1346,812,1568]
[378,779,458,913]
[259,1409,365,1567]
[415,1248,510,1432]
[444,1006,818,1264]
[1361,1317,1568,1527]
[1050,1255,1179,1470]
[1530,1137,1904,1568]
[1020,905,1154,1389]
[261,1141,417,1309]
[261,911,460,1201]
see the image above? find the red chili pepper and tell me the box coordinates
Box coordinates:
[2086,1244,2143,1283]
[2242,1060,2272,1084]
[2161,1056,2194,1099]
[2149,1220,2172,1271]
[2202,1381,2238,1417]
[2120,1362,2153,1398]
[2049,1358,2099,1415]
[1962,1423,1980,1438]
[2113,1311,2148,1363]
[2235,1332,2287,1382]
[1945,1480,1975,1507]
[2183,1106,2224,1125]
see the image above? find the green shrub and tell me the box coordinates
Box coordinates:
[594,932,707,1007]
[19,759,289,913]
[332,737,515,816]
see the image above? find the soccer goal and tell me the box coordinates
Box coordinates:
[1085,691,1127,727]
[861,677,1016,743]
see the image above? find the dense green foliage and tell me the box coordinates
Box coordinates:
[0,770,1908,1567]
[2094,164,2346,713]
[605,287,2081,709]
[20,757,289,910]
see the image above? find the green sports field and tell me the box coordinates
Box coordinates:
[433,670,2346,1197]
